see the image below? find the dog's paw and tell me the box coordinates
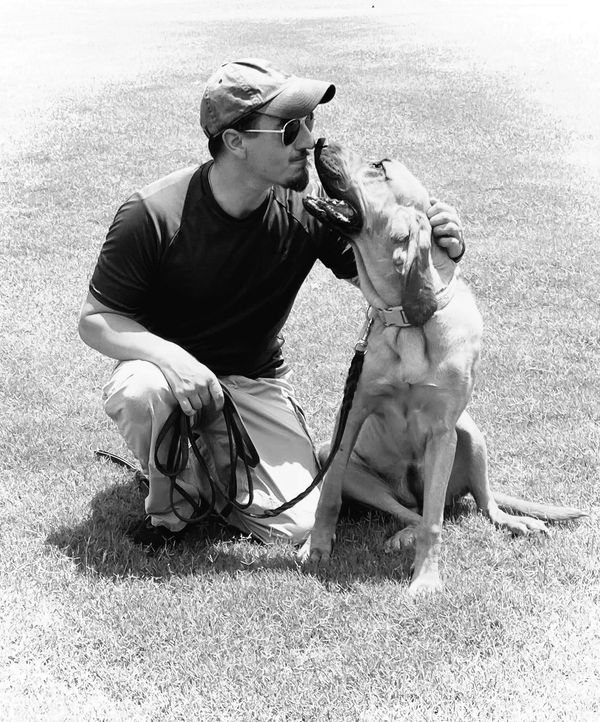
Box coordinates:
[384,527,417,553]
[296,537,312,564]
[493,511,549,536]
[308,547,331,565]
[408,571,443,596]
[297,533,333,566]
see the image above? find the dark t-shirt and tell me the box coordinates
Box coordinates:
[89,161,357,378]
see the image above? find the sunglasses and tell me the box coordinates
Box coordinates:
[242,113,315,146]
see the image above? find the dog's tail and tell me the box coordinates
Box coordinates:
[493,492,588,521]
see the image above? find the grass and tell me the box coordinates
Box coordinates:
[1,3,599,720]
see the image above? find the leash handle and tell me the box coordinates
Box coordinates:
[153,386,260,525]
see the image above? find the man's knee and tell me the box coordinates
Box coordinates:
[103,360,175,423]
[235,493,318,545]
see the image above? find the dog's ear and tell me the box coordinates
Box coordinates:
[390,209,416,274]
[392,211,437,325]
[392,241,409,273]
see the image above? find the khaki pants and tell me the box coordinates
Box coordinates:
[102,360,321,544]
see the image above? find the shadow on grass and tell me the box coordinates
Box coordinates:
[45,472,476,587]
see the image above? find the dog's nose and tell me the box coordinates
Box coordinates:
[313,137,327,164]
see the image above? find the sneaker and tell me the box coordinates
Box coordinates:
[128,516,186,551]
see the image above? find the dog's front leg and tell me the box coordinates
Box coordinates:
[299,394,372,565]
[409,427,457,594]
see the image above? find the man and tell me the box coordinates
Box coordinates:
[79,58,465,550]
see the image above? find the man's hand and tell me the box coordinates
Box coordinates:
[428,198,465,261]
[161,347,224,420]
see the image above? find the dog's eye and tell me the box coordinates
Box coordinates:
[392,231,410,246]
[371,160,390,180]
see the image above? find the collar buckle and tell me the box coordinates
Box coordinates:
[378,305,412,328]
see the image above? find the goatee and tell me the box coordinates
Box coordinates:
[285,167,310,192]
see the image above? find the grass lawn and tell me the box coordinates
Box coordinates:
[1,2,599,720]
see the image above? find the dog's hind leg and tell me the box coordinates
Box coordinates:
[317,441,423,552]
[341,455,423,533]
[452,412,549,534]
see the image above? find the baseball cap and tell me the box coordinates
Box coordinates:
[200,58,336,139]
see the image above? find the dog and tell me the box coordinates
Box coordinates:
[299,140,586,594]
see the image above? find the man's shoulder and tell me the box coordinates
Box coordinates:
[137,164,202,210]
[121,163,207,241]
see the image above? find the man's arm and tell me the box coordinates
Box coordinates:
[78,292,223,417]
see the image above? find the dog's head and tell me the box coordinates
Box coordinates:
[304,140,438,326]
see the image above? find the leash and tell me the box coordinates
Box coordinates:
[94,449,149,488]
[95,309,374,524]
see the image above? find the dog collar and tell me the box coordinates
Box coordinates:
[375,275,457,328]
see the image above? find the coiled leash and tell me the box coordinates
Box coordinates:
[95,307,374,525]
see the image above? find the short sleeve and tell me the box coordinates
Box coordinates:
[89,195,160,317]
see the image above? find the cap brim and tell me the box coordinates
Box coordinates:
[257,78,336,119]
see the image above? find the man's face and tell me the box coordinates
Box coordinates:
[242,113,316,191]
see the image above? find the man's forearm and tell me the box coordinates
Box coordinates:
[79,308,224,417]
[78,311,181,370]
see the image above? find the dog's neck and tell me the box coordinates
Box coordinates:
[352,240,458,325]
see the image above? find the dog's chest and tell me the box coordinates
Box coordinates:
[366,326,433,386]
